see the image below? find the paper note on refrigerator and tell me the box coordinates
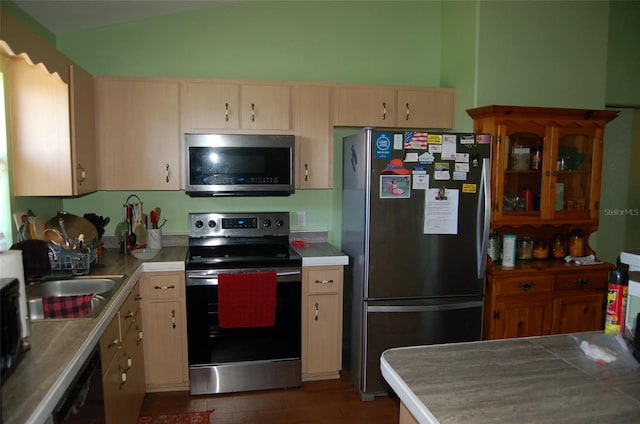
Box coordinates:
[424,188,459,234]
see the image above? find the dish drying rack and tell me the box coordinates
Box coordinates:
[49,240,98,275]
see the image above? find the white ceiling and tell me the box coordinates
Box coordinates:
[12,0,240,35]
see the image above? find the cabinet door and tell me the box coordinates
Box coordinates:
[334,86,396,127]
[492,121,549,224]
[120,315,145,422]
[547,125,602,222]
[297,85,333,189]
[492,296,554,339]
[552,292,605,334]
[8,55,72,196]
[182,81,240,130]
[396,88,455,129]
[103,353,129,424]
[140,272,188,390]
[141,300,188,388]
[240,84,291,130]
[69,64,97,195]
[95,78,180,190]
[305,294,340,375]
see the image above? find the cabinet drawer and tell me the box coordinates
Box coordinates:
[306,268,342,295]
[100,316,121,371]
[555,271,607,291]
[140,273,184,300]
[493,275,554,295]
[119,285,141,333]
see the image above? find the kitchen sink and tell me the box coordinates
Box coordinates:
[27,275,126,320]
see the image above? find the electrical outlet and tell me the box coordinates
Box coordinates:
[296,211,307,227]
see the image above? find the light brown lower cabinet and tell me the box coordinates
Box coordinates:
[102,282,145,424]
[302,266,343,381]
[139,272,189,391]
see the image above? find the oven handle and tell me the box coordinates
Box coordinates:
[186,270,301,286]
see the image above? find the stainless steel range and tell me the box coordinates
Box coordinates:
[185,212,302,395]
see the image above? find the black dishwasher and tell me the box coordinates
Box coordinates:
[53,345,105,423]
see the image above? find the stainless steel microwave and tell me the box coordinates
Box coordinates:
[185,133,295,196]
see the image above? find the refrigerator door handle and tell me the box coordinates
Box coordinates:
[367,300,484,313]
[477,157,491,279]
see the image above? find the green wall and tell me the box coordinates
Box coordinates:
[57,1,443,84]
[476,1,609,110]
[606,1,640,107]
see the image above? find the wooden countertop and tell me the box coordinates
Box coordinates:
[1,247,187,424]
[381,332,640,423]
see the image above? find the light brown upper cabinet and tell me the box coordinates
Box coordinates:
[5,48,73,196]
[240,83,291,130]
[95,77,180,190]
[296,85,333,189]
[181,81,240,130]
[69,64,97,194]
[181,80,291,133]
[334,84,455,129]
[334,85,396,127]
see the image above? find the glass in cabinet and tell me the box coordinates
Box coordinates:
[468,105,618,227]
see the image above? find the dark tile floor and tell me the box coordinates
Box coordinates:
[139,377,400,424]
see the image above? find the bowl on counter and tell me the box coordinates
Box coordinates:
[130,248,159,260]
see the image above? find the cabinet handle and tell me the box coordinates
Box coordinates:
[314,302,319,321]
[314,279,334,284]
[251,103,255,122]
[172,309,176,329]
[382,102,387,120]
[137,327,143,345]
[77,164,86,184]
[305,163,309,182]
[154,285,176,290]
[120,369,127,388]
[225,102,229,122]
[405,103,410,121]
[575,279,590,287]
[123,311,134,320]
[135,294,143,301]
[165,163,170,183]
[108,337,119,349]
[517,281,535,291]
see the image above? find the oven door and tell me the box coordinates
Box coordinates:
[186,268,302,394]
[186,268,301,366]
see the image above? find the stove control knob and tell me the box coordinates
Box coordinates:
[274,219,283,228]
[263,219,271,227]
[208,220,216,229]
[194,219,204,229]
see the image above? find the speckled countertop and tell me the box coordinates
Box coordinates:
[2,247,187,424]
[381,332,640,423]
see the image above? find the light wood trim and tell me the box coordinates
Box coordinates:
[399,402,419,424]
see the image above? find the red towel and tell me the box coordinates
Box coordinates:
[218,272,277,328]
[42,294,94,318]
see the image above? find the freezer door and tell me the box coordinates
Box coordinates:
[360,298,483,399]
[367,134,491,299]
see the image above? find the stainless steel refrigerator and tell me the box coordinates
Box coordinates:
[341,128,491,400]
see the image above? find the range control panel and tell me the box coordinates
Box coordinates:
[188,212,290,238]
